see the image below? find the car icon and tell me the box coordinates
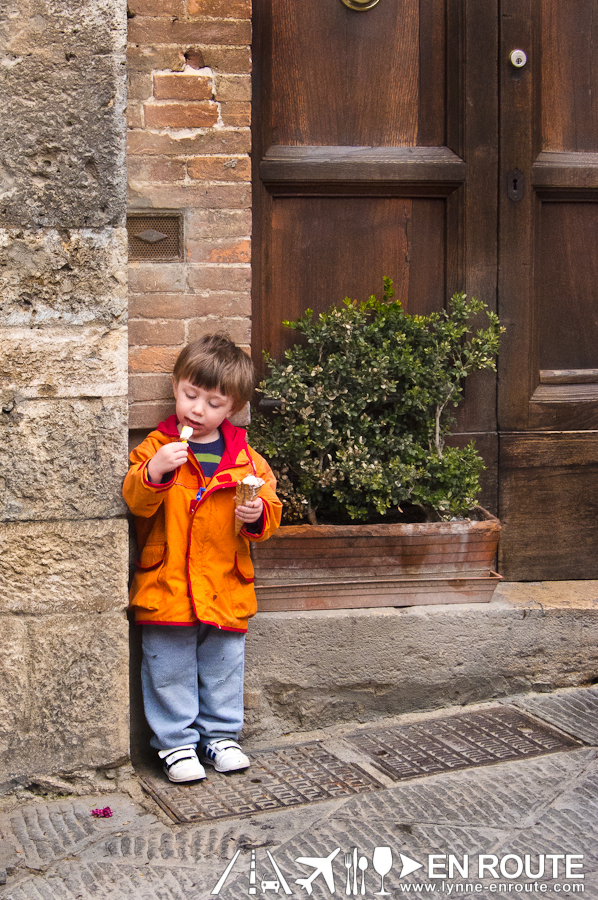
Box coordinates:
[261,880,280,893]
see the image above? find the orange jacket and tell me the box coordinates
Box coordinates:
[123,415,282,632]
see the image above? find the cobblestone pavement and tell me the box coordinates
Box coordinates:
[1,687,597,899]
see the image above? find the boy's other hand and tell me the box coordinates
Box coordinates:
[235,498,264,525]
[147,442,189,483]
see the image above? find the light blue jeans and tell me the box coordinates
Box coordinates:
[141,623,246,752]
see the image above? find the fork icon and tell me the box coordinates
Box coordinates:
[344,852,353,895]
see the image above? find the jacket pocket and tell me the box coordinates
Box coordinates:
[234,551,255,583]
[136,542,167,571]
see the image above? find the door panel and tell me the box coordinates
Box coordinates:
[262,197,446,364]
[537,203,598,373]
[265,0,440,148]
[541,0,598,153]
[498,0,598,577]
[253,0,499,513]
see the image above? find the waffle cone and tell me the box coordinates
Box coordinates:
[234,478,265,534]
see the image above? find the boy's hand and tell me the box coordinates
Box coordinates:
[235,498,264,525]
[147,442,189,483]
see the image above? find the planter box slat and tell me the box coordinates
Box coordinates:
[256,573,503,611]
[254,541,498,562]
[259,552,497,572]
[252,507,502,610]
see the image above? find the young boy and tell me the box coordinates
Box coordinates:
[123,334,282,783]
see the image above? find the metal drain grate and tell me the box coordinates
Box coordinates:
[346,706,582,781]
[138,742,383,824]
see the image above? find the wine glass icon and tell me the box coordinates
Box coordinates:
[372,846,392,895]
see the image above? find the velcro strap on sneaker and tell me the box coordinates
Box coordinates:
[162,748,197,770]
[211,739,241,751]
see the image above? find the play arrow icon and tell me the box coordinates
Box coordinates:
[399,854,424,878]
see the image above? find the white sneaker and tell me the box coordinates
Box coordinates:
[159,745,206,782]
[200,739,250,773]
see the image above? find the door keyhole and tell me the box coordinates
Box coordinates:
[507,168,525,201]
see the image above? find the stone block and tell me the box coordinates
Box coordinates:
[0,398,128,521]
[0,1,127,227]
[0,326,127,400]
[244,594,598,739]
[0,620,29,757]
[0,227,127,327]
[0,519,129,616]
[0,613,129,781]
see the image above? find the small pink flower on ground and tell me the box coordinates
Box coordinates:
[91,807,113,818]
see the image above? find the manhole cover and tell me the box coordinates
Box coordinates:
[346,706,582,781]
[139,742,382,824]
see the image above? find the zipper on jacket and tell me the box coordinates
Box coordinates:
[186,470,255,622]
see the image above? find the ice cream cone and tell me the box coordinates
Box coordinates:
[235,475,265,534]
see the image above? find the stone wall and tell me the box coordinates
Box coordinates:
[126,0,252,433]
[0,0,129,782]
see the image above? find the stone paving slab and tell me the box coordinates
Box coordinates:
[334,748,596,827]
[0,793,155,873]
[493,759,598,868]
[514,685,598,745]
[1,688,597,899]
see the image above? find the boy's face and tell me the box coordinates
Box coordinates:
[173,378,236,443]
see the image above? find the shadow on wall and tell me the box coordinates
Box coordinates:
[127,513,153,766]
[129,618,153,766]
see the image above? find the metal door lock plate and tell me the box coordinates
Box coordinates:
[507,168,525,201]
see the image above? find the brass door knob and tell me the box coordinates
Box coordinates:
[341,0,381,9]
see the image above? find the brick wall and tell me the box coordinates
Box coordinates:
[127,0,252,433]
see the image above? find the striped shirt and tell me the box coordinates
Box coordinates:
[188,431,225,479]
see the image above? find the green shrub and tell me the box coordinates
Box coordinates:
[249,279,503,525]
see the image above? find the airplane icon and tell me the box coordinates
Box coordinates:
[295,848,341,895]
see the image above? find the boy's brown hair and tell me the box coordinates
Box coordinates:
[172,334,254,411]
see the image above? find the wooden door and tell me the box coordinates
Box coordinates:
[498,0,598,578]
[252,0,500,511]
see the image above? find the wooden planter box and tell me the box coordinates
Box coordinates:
[252,507,501,612]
